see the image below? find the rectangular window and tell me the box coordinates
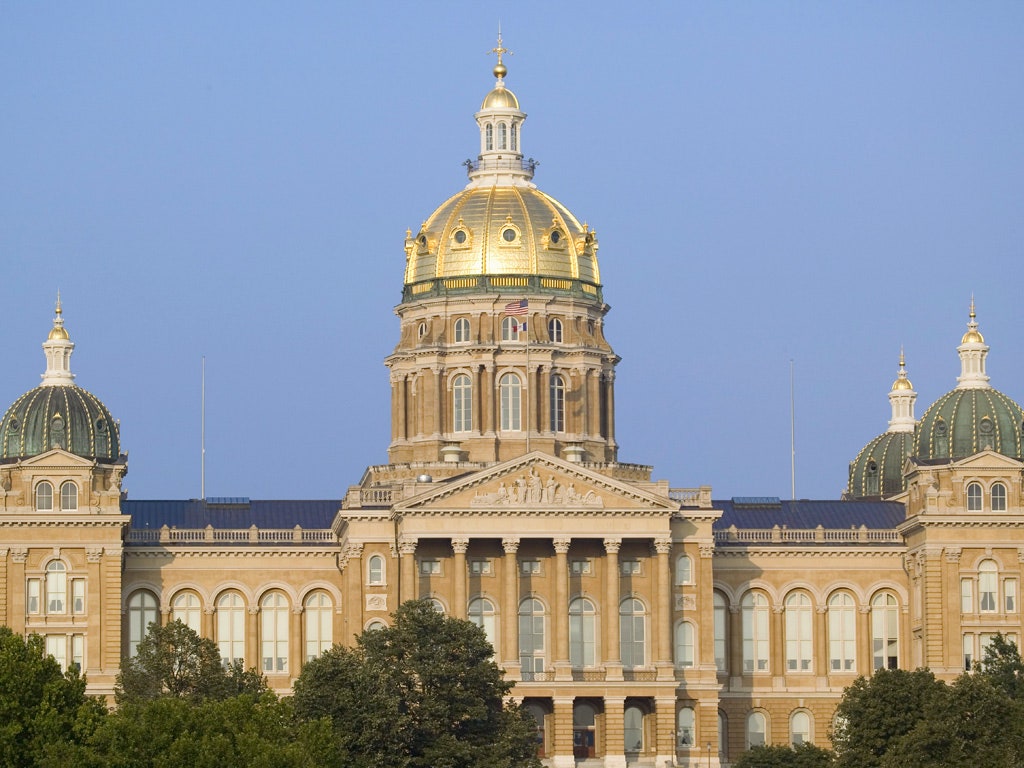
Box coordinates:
[961,578,974,613]
[963,633,974,671]
[470,559,492,575]
[27,579,40,615]
[520,559,541,575]
[980,573,998,613]
[620,559,641,576]
[71,635,84,671]
[72,579,85,615]
[1006,579,1017,613]
[419,559,441,576]
[45,635,67,671]
[571,559,592,575]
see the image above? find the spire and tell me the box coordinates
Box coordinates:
[41,293,76,386]
[956,298,990,389]
[467,31,535,188]
[887,348,916,433]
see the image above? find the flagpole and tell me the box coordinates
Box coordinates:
[525,315,531,453]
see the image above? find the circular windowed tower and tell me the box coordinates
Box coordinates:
[386,40,620,469]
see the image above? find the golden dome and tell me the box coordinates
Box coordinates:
[47,326,69,341]
[891,350,913,390]
[891,376,913,391]
[961,328,985,344]
[481,86,519,110]
[404,186,600,286]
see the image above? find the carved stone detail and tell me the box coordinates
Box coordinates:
[471,469,602,508]
[502,538,520,555]
[603,538,622,554]
[553,538,572,555]
[451,538,470,555]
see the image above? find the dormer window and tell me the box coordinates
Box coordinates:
[967,482,983,511]
[992,482,1008,511]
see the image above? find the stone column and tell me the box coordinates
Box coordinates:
[580,369,591,438]
[551,697,576,768]
[540,366,551,433]
[587,368,601,439]
[655,696,677,768]
[203,607,215,642]
[247,606,260,672]
[604,696,627,768]
[728,605,743,686]
[553,538,571,677]
[771,603,785,681]
[399,538,418,604]
[345,543,364,637]
[84,548,102,670]
[604,370,616,449]
[502,538,521,673]
[814,603,828,681]
[0,548,7,629]
[654,537,673,677]
[290,606,303,676]
[483,364,495,436]
[432,366,444,438]
[604,538,622,680]
[858,604,872,676]
[452,538,469,619]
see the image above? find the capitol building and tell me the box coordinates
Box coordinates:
[2,42,1022,768]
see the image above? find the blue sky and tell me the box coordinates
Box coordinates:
[1,2,1021,501]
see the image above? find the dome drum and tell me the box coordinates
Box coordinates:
[402,273,603,305]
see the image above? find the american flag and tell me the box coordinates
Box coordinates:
[504,299,528,316]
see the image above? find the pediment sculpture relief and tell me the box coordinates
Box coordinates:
[471,468,603,508]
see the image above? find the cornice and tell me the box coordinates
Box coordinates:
[0,515,130,528]
[713,547,905,559]
[125,547,339,559]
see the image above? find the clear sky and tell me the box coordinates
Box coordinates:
[1,2,1021,501]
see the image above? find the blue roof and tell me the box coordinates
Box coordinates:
[713,499,905,530]
[123,499,341,531]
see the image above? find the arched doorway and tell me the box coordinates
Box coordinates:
[573,700,599,759]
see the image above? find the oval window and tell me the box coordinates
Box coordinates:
[454,230,467,244]
[502,228,516,243]
[550,230,561,244]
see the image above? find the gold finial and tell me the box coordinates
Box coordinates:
[48,290,70,341]
[892,347,913,391]
[961,296,984,344]
[970,294,976,320]
[489,27,512,81]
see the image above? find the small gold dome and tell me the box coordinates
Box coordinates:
[481,86,519,110]
[48,325,69,341]
[891,376,913,391]
[961,328,985,344]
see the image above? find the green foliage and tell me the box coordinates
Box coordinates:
[733,742,834,768]
[978,632,1024,699]
[831,668,948,768]
[0,626,105,767]
[293,599,542,768]
[115,620,266,705]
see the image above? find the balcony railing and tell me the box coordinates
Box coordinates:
[714,524,902,545]
[126,525,336,546]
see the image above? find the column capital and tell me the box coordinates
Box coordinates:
[553,537,572,554]
[653,537,672,555]
[451,538,470,555]
[398,538,418,556]
[699,543,715,558]
[86,547,104,563]
[10,548,27,563]
[603,537,622,554]
[502,537,521,554]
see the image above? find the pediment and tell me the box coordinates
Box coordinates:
[16,448,97,470]
[393,452,677,517]
[951,450,1024,471]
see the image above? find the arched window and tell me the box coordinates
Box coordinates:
[677,706,695,747]
[172,592,202,632]
[35,481,53,511]
[127,590,158,657]
[526,702,548,757]
[501,315,521,341]
[519,597,546,680]
[510,122,518,151]
[468,597,498,653]
[967,481,983,511]
[624,705,644,753]
[304,592,333,661]
[547,317,562,342]
[429,598,445,614]
[785,592,813,671]
[485,123,493,151]
[46,561,67,614]
[675,554,693,585]
[366,619,386,631]
[573,701,598,758]
[217,592,246,667]
[714,592,728,672]
[979,560,998,613]
[549,374,565,432]
[260,592,289,673]
[368,554,385,585]
[620,598,646,668]
[828,592,856,672]
[742,592,770,672]
[499,373,522,431]
[60,481,78,511]
[871,592,899,670]
[453,317,470,343]
[498,122,507,149]
[992,482,1008,511]
[790,711,811,746]
[569,597,597,667]
[675,622,695,668]
[747,711,767,748]
[453,374,472,433]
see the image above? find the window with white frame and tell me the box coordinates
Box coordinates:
[260,592,289,673]
[452,374,472,433]
[967,481,983,511]
[624,705,644,753]
[500,316,521,341]
[547,317,563,343]
[786,592,813,671]
[499,373,522,430]
[571,559,592,575]
[518,597,546,679]
[747,711,767,748]
[60,481,78,511]
[675,554,693,585]
[498,122,507,150]
[675,622,695,668]
[980,560,998,612]
[742,592,770,672]
[871,593,899,670]
[470,559,492,575]
[1006,578,1018,613]
[569,597,597,667]
[454,317,470,343]
[677,706,695,747]
[549,374,565,432]
[35,481,53,511]
[46,561,67,613]
[468,597,497,653]
[790,711,811,746]
[520,559,541,575]
[217,592,246,667]
[485,123,493,151]
[962,578,975,613]
[620,598,646,668]
[510,122,518,151]
[368,554,385,585]
[304,592,333,661]
[71,579,85,614]
[128,590,158,657]
[992,482,1008,511]
[828,592,857,671]
[27,578,41,615]
[172,592,202,632]
[963,632,1001,671]
[45,634,82,672]
[714,592,727,672]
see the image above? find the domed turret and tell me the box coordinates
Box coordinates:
[915,304,1024,461]
[848,351,917,499]
[0,299,121,462]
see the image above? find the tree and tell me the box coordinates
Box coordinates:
[831,668,947,768]
[733,743,834,768]
[115,620,265,705]
[0,626,105,767]
[293,599,542,768]
[978,632,1024,699]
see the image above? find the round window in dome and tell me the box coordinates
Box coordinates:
[502,228,517,243]
[980,418,994,434]
[8,419,18,432]
[936,420,947,436]
[418,235,427,246]
[454,230,467,244]
[550,230,561,244]
[96,418,107,433]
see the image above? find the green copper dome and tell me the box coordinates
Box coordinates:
[915,388,1024,461]
[848,431,914,499]
[0,385,120,462]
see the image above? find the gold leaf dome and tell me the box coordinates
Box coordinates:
[481,86,519,110]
